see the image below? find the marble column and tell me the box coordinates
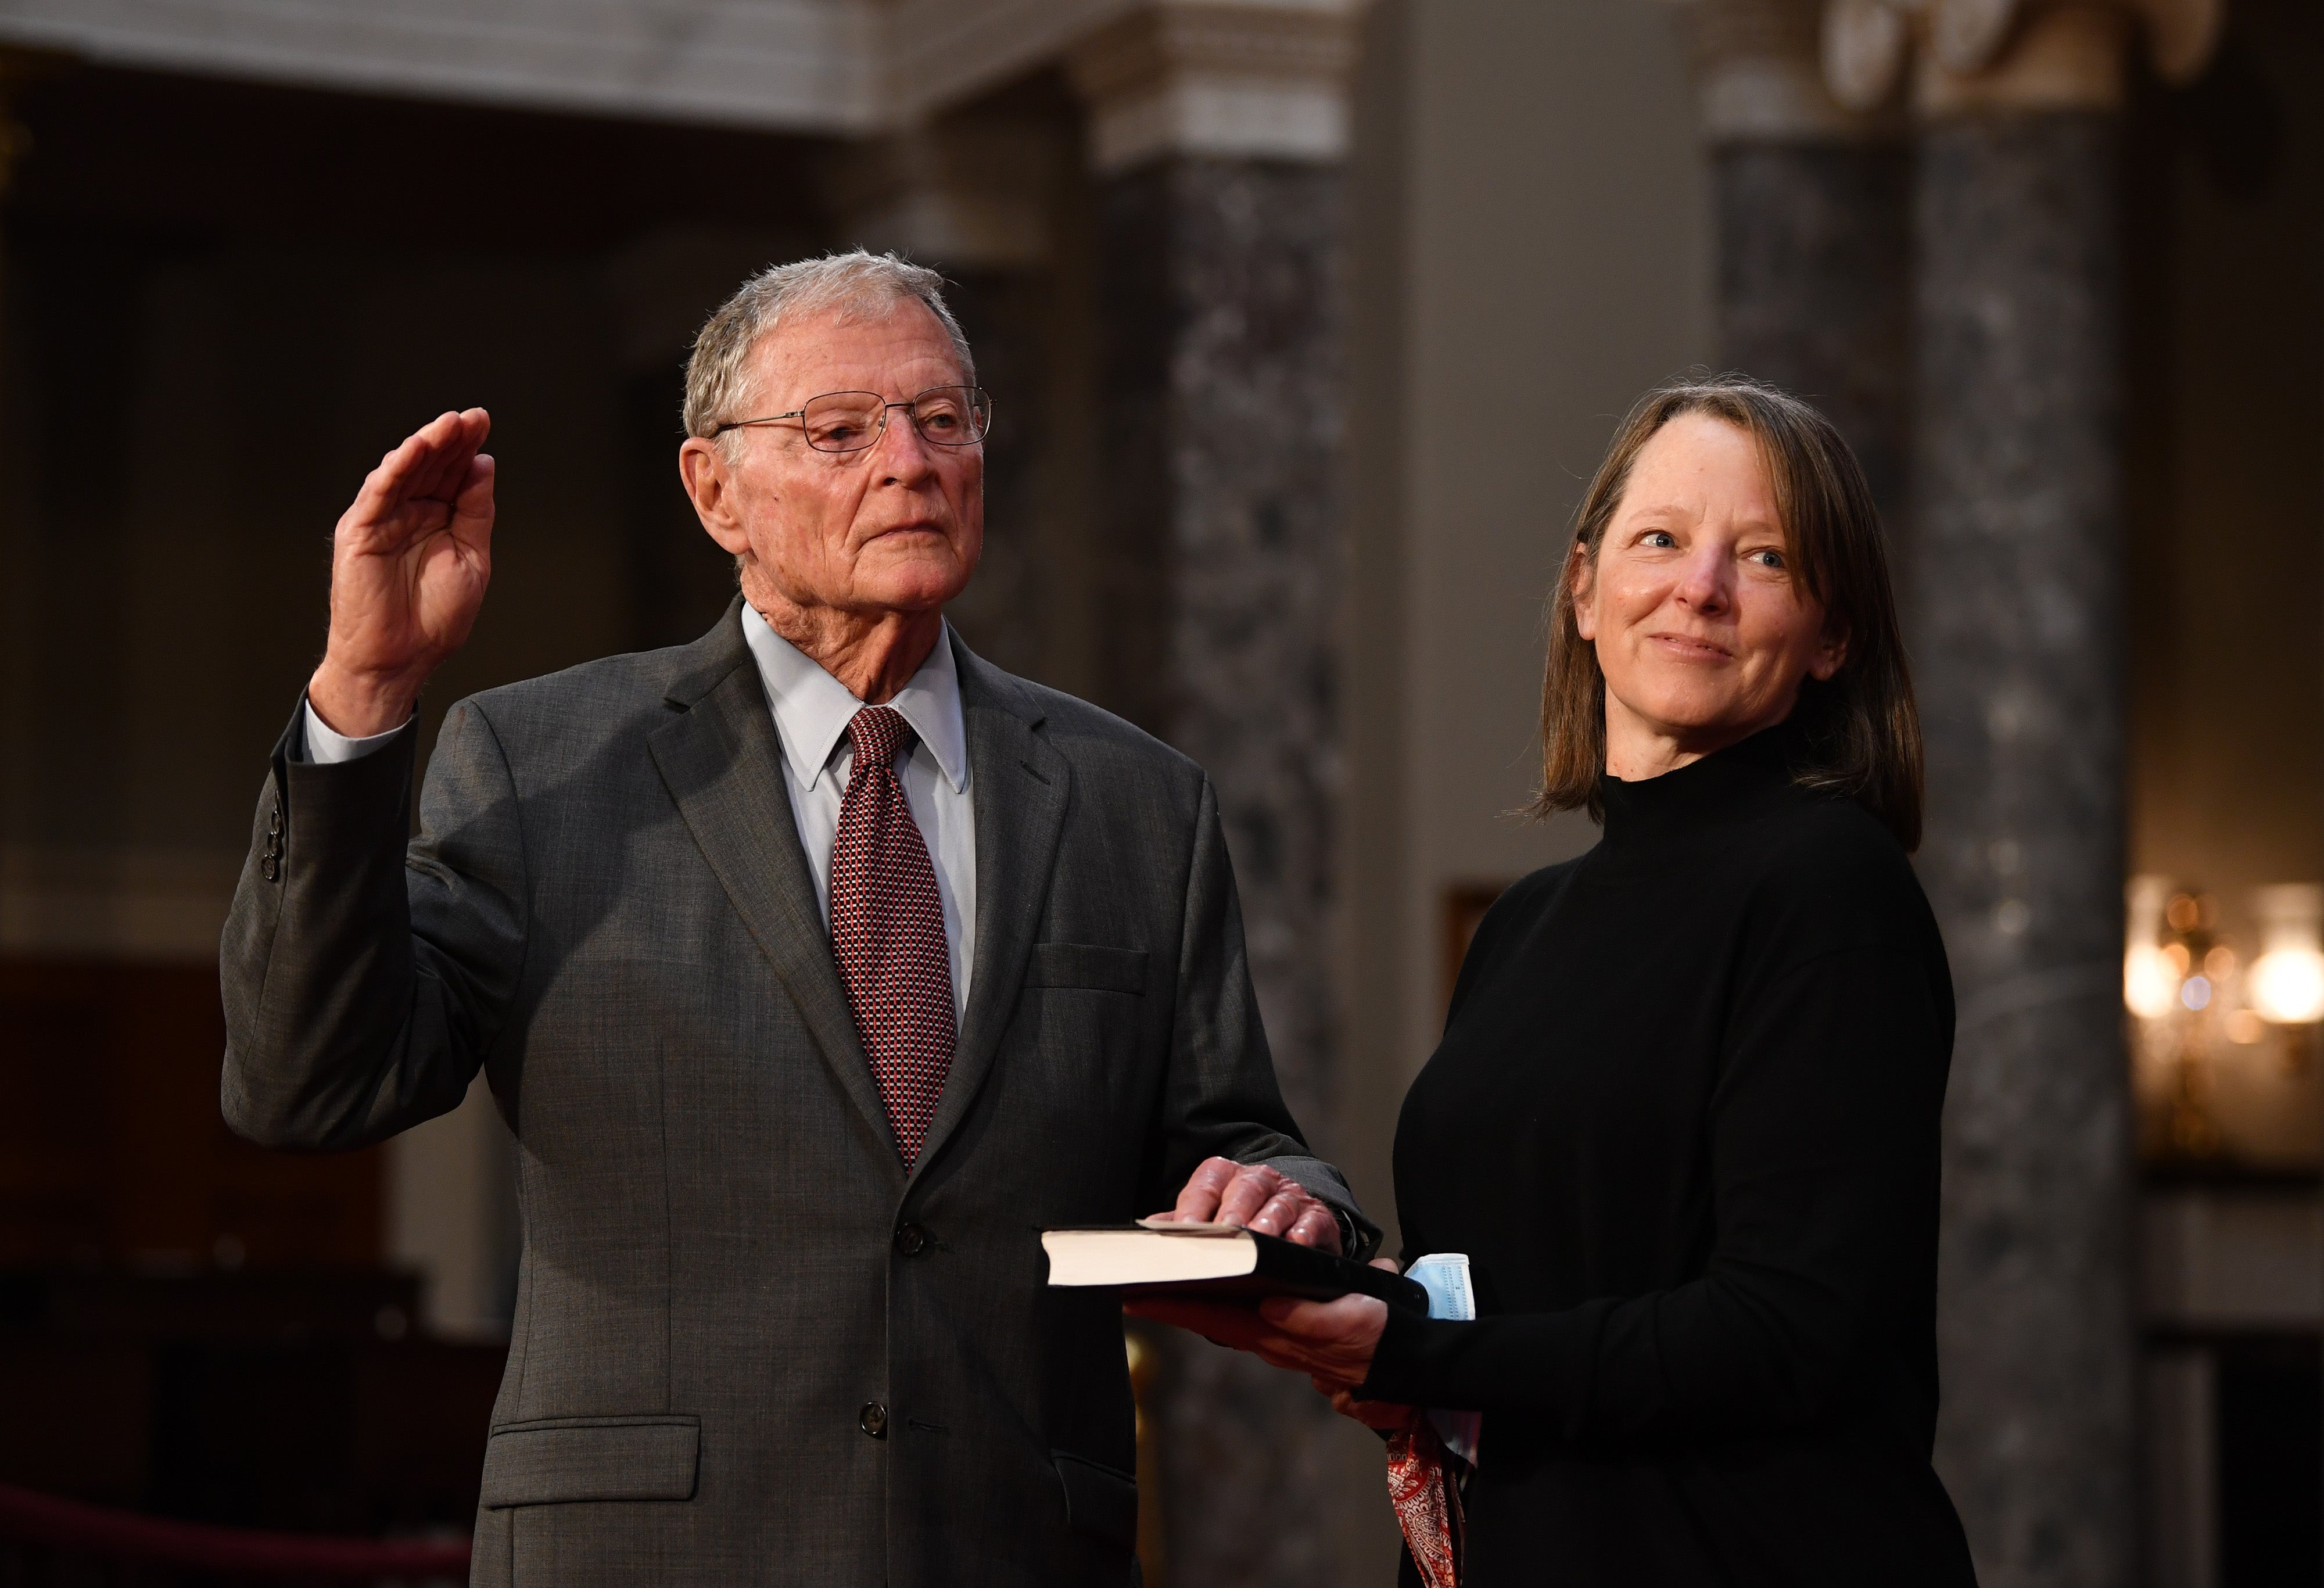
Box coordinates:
[1820,1,2217,1581]
[1685,0,1910,520]
[1917,96,2133,1587]
[835,120,1068,683]
[1068,6,1359,1584]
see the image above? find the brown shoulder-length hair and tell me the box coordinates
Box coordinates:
[1534,372,1924,851]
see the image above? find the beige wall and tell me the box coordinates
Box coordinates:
[1339,0,1712,1256]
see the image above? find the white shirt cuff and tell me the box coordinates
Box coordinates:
[302,699,406,765]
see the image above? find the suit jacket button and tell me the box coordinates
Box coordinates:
[894,1224,927,1256]
[859,1402,888,1439]
[267,805,282,837]
[261,858,279,883]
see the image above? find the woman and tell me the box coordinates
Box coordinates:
[1142,375,1979,1585]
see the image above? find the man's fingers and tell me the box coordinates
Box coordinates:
[1170,1156,1240,1223]
[1214,1164,1285,1228]
[410,409,487,504]
[1284,1203,1342,1253]
[1245,1185,1307,1238]
[350,411,490,533]
[346,436,428,529]
[451,454,497,548]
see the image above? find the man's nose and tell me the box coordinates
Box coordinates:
[870,408,938,485]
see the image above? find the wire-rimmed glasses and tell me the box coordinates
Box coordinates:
[712,386,992,453]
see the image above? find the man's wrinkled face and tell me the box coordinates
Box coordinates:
[712,302,984,619]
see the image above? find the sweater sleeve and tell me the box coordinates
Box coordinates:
[1359,940,1947,1447]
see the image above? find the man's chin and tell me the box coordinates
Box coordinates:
[853,554,975,614]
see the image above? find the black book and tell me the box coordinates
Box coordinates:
[1041,1220,1432,1314]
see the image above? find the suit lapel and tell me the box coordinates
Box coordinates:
[647,607,899,1169]
[914,639,1070,1178]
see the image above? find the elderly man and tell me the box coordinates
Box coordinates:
[218,250,1372,1586]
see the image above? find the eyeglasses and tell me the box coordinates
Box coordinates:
[713,386,993,453]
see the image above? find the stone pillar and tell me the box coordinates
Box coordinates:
[1683,0,1909,521]
[835,120,1068,682]
[1819,1,2217,1582]
[1067,6,1360,1584]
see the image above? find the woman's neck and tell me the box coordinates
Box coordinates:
[1602,686,1795,782]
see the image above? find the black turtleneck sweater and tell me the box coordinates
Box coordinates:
[1360,722,1978,1587]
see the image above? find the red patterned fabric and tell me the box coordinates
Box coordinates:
[829,705,956,1166]
[1387,1422,1464,1588]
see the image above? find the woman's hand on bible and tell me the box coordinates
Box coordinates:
[1125,1259,1396,1392]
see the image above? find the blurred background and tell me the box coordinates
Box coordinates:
[0,0,2315,1583]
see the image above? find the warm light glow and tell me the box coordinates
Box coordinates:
[2125,876,2178,1021]
[2162,942,2192,976]
[2248,884,2324,1025]
[2125,945,2181,1020]
[2247,949,2324,1024]
[2204,946,2237,980]
[2227,1010,2266,1045]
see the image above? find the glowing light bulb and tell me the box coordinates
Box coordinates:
[2248,884,2324,1025]
[2248,949,2324,1024]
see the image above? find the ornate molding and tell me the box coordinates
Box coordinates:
[1676,0,1898,143]
[0,0,881,132]
[0,0,1367,169]
[1064,1,1365,173]
[831,119,1067,270]
[1821,0,2222,113]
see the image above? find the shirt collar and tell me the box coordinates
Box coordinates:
[740,602,970,795]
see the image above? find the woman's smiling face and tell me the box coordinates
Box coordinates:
[1573,411,1846,773]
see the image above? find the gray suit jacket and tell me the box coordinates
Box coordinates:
[218,600,1372,1587]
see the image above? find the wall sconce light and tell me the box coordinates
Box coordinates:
[2246,884,2324,1025]
[2125,876,2181,1019]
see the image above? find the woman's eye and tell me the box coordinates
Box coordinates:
[1641,530,1677,549]
[1750,549,1785,569]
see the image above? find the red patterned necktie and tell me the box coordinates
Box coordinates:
[828,705,956,1167]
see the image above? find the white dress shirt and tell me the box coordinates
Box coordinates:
[301,605,977,1016]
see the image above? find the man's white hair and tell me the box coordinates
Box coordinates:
[683,250,975,457]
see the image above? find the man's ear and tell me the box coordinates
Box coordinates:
[679,438,752,558]
[1569,543,1599,643]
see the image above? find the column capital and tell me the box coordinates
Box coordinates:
[1822,0,2220,115]
[1673,0,1900,143]
[832,119,1067,270]
[1064,1,1365,175]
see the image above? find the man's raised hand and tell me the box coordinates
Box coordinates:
[307,408,495,739]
